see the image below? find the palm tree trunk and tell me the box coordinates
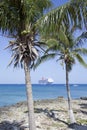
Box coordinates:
[24,61,36,130]
[65,64,76,124]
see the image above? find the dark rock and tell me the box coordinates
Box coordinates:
[80,97,87,100]
[69,123,87,130]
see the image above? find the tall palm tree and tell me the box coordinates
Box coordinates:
[0,0,52,130]
[35,28,87,123]
[35,1,87,123]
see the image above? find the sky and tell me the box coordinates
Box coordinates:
[0,0,87,84]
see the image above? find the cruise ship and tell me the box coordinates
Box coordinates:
[38,77,54,84]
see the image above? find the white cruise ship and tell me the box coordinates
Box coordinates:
[38,77,54,84]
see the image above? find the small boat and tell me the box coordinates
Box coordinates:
[73,84,78,87]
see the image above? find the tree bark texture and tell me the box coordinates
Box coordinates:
[65,63,76,123]
[24,61,36,130]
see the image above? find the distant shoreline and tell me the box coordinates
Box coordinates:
[0,96,87,108]
[0,83,87,85]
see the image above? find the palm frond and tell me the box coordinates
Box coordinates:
[4,40,15,49]
[46,38,60,49]
[73,48,87,55]
[75,53,87,67]
[74,32,87,47]
[0,0,52,36]
[7,54,16,67]
[58,30,69,47]
[34,53,56,69]
[36,0,87,38]
[80,32,87,39]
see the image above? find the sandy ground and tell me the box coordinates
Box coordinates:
[0,97,87,130]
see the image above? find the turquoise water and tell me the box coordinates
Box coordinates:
[0,84,87,107]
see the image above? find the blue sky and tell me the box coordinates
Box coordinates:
[0,0,87,84]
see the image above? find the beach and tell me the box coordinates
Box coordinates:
[0,97,87,130]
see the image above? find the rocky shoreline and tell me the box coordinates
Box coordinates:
[0,97,87,130]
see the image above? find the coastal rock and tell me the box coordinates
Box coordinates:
[0,98,87,130]
[0,121,25,130]
[80,97,87,100]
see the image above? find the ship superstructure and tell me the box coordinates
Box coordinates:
[38,77,54,84]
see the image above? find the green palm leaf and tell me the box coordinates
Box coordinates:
[34,53,56,69]
[74,48,87,55]
[36,0,87,37]
[75,53,87,67]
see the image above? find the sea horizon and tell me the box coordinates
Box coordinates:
[0,83,87,85]
[0,84,87,107]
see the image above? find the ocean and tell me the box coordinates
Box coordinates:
[0,84,87,107]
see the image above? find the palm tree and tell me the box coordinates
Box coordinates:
[0,0,52,130]
[36,0,87,36]
[35,1,87,123]
[35,28,87,123]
